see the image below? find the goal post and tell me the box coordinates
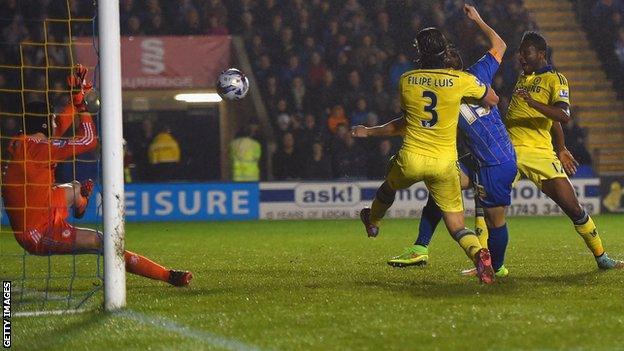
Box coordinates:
[98,0,126,311]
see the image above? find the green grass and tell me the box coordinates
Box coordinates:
[6,215,624,350]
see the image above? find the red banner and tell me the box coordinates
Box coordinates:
[75,36,231,89]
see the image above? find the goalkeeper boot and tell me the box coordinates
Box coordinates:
[168,270,193,287]
[596,253,624,270]
[475,248,495,284]
[359,208,379,238]
[74,179,94,219]
[461,265,508,278]
[387,245,429,267]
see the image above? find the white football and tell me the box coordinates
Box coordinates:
[216,68,250,100]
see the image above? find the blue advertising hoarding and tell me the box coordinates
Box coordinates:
[0,182,259,226]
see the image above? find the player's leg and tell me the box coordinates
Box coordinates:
[459,156,489,248]
[483,206,508,274]
[441,210,494,284]
[518,150,623,269]
[480,161,516,276]
[72,228,194,286]
[360,153,409,237]
[387,195,438,267]
[427,160,494,284]
[474,199,489,248]
[387,168,470,267]
[541,177,623,269]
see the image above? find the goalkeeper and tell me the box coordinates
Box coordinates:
[1,65,193,287]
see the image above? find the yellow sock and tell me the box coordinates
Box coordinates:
[370,198,391,226]
[458,234,482,261]
[574,216,604,257]
[475,216,489,249]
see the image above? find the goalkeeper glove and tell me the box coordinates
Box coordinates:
[67,64,93,111]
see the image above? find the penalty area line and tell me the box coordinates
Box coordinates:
[117,310,266,351]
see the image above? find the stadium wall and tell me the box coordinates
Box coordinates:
[0,179,603,225]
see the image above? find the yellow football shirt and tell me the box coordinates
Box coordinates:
[506,66,570,152]
[399,69,487,160]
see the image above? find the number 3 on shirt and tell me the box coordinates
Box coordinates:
[421,91,438,128]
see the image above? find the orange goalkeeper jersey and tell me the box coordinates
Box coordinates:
[1,111,97,234]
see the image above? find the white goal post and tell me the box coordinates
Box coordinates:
[98,0,126,311]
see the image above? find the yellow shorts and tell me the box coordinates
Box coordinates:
[386,150,463,212]
[515,147,567,189]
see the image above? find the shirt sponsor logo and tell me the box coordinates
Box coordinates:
[559,89,569,98]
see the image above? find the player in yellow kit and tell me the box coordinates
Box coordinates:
[508,31,623,269]
[359,27,500,283]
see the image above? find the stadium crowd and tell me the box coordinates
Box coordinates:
[0,0,598,181]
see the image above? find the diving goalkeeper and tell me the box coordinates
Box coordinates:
[1,65,193,287]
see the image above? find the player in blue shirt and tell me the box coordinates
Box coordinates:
[352,5,515,277]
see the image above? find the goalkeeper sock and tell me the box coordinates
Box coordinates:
[474,200,489,249]
[487,224,509,271]
[370,182,395,226]
[573,214,605,257]
[414,196,442,247]
[453,228,482,261]
[124,250,170,282]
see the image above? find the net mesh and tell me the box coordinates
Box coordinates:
[0,0,102,314]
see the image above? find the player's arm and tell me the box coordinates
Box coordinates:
[514,89,571,123]
[464,4,506,57]
[51,112,97,161]
[481,87,499,107]
[550,122,579,176]
[351,116,406,138]
[55,64,95,137]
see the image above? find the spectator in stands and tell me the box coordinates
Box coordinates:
[389,53,414,88]
[311,69,340,115]
[240,11,255,42]
[303,142,333,180]
[367,139,394,179]
[230,126,262,182]
[179,8,202,35]
[331,124,367,179]
[350,97,370,127]
[369,73,391,116]
[299,36,324,66]
[206,15,229,35]
[148,125,181,181]
[278,27,297,57]
[342,69,367,112]
[280,53,305,88]
[327,105,348,134]
[273,132,300,180]
[146,14,167,35]
[126,16,144,36]
[255,54,275,85]
[296,113,323,155]
[564,110,592,166]
[306,51,327,89]
[615,27,624,65]
[289,76,308,113]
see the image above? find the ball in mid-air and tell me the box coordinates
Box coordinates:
[216,68,250,100]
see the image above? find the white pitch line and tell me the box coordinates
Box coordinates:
[14,308,89,317]
[117,310,267,351]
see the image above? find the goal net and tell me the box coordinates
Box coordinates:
[0,0,103,315]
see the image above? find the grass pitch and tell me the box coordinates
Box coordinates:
[7,215,624,350]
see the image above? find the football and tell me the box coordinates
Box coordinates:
[216,68,250,100]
